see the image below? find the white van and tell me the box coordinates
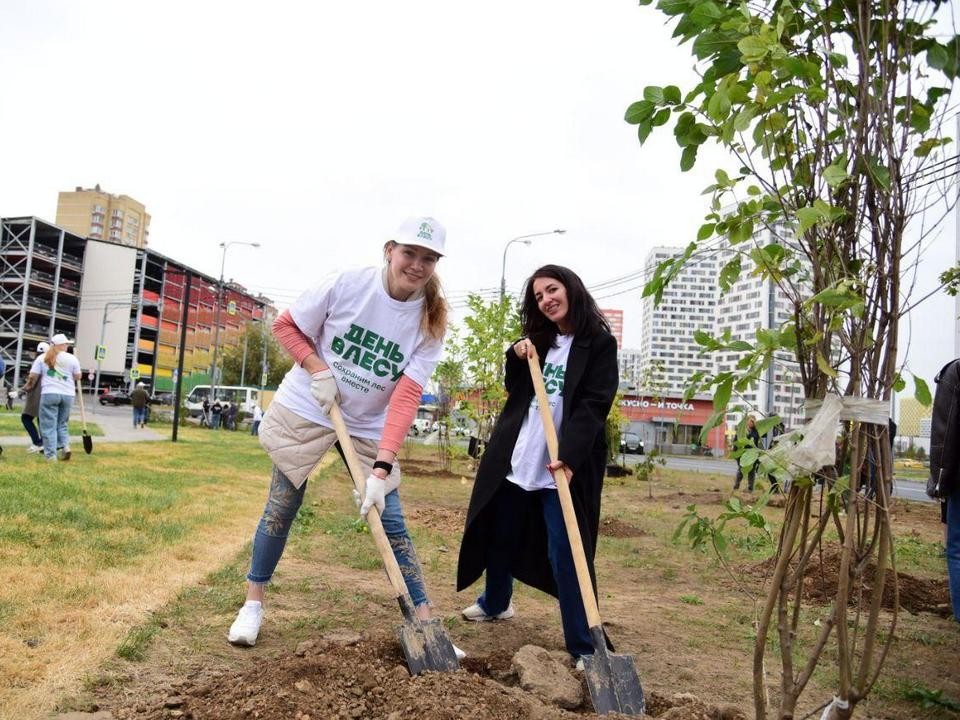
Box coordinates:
[185,385,261,416]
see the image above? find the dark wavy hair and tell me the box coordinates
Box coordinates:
[520,264,610,354]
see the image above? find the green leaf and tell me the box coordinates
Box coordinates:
[737,35,768,63]
[680,144,698,172]
[733,105,757,132]
[755,415,782,436]
[638,120,654,144]
[697,223,715,241]
[823,162,848,188]
[913,374,932,406]
[713,376,733,412]
[893,374,906,393]
[717,255,741,290]
[928,43,949,71]
[816,350,838,378]
[796,207,821,234]
[652,107,672,127]
[625,100,656,124]
[739,448,760,467]
[699,409,726,444]
[644,85,665,104]
[663,85,682,105]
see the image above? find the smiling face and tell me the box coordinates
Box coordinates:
[532,276,571,333]
[384,242,440,300]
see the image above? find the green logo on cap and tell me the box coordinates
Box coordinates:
[417,223,433,242]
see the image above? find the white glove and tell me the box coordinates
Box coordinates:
[359,474,386,517]
[351,488,362,508]
[309,369,339,414]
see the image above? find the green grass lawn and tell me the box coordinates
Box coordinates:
[0,408,103,437]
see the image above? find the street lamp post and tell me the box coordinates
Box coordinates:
[210,241,259,402]
[94,300,137,401]
[499,229,566,300]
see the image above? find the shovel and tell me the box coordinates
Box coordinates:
[328,403,460,675]
[76,382,93,454]
[526,349,645,716]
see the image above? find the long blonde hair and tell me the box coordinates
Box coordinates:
[44,345,60,370]
[383,241,448,341]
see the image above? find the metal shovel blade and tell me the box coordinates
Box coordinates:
[82,431,93,454]
[394,597,460,675]
[582,628,646,715]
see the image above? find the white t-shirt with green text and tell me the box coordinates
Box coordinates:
[272,266,443,439]
[39,351,81,396]
[506,334,573,491]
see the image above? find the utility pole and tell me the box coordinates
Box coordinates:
[172,271,192,442]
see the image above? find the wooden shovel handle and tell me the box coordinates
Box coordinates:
[526,348,603,629]
[328,403,408,598]
[76,380,88,431]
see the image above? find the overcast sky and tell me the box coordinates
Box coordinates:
[1,0,958,402]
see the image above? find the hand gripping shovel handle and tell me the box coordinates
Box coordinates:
[525,350,602,628]
[328,402,460,674]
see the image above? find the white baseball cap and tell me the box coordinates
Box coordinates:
[36,342,50,353]
[394,217,446,256]
[50,333,74,346]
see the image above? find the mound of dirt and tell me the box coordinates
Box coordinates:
[406,505,466,537]
[748,547,950,615]
[399,461,463,480]
[599,517,647,538]
[102,634,744,720]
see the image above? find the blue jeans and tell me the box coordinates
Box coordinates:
[133,407,147,427]
[39,393,72,458]
[247,466,429,606]
[21,413,42,447]
[251,420,261,436]
[947,495,960,623]
[477,480,593,658]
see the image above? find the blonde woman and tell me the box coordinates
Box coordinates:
[228,217,462,657]
[36,333,81,461]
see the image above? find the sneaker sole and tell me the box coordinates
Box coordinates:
[226,632,258,646]
[462,611,515,622]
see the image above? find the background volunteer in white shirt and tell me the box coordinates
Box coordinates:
[36,333,82,461]
[228,217,463,657]
[456,265,619,666]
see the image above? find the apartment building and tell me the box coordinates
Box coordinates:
[618,347,643,389]
[638,246,718,397]
[714,226,805,430]
[0,216,272,394]
[56,185,151,248]
[601,308,624,347]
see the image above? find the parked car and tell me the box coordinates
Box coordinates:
[99,389,131,406]
[620,431,644,455]
[409,418,432,436]
[150,392,174,405]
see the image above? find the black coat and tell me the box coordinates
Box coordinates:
[456,330,619,598]
[929,358,960,499]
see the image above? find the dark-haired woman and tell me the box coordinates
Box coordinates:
[456,264,619,667]
[228,217,463,659]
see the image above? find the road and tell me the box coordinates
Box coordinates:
[620,452,934,504]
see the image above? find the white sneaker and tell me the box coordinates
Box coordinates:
[452,643,467,660]
[59,447,72,461]
[575,656,586,672]
[26,445,42,454]
[461,602,515,622]
[228,601,263,646]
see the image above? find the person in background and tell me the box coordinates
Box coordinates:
[733,415,761,492]
[456,264,619,669]
[18,342,50,454]
[928,358,960,623]
[36,333,81,461]
[130,382,149,428]
[250,404,263,436]
[211,399,223,429]
[227,216,462,658]
[202,397,211,428]
[226,400,239,431]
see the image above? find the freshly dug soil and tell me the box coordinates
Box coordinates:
[103,634,734,720]
[749,547,950,615]
[599,517,647,538]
